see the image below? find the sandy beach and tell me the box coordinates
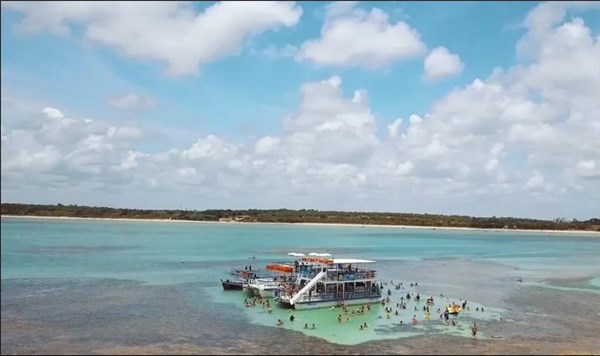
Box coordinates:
[2,214,599,236]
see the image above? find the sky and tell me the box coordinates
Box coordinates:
[1,1,599,220]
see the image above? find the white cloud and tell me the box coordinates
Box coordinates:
[423,46,465,81]
[255,136,280,155]
[526,170,545,189]
[42,107,65,119]
[387,118,403,138]
[575,160,599,179]
[5,145,63,172]
[108,93,156,109]
[3,1,303,76]
[297,2,426,68]
[177,167,197,178]
[182,135,236,161]
[281,75,380,165]
[119,150,148,170]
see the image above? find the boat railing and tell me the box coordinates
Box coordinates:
[293,289,381,303]
[323,269,377,281]
[295,269,377,280]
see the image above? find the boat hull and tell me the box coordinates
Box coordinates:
[221,279,243,290]
[244,286,257,296]
[279,295,382,310]
[258,288,277,298]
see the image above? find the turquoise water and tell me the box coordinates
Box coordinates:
[2,217,600,348]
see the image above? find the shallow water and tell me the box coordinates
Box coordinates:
[2,217,600,354]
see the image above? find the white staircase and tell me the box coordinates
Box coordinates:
[290,270,327,305]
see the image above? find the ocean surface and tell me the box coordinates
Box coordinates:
[2,217,600,354]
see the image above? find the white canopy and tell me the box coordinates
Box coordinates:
[332,258,375,264]
[287,252,305,257]
[308,252,332,257]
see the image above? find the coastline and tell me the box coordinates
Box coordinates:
[2,214,599,236]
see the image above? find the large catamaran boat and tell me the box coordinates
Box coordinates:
[275,255,382,309]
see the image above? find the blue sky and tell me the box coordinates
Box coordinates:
[1,1,599,219]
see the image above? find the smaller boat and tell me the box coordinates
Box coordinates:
[221,278,244,290]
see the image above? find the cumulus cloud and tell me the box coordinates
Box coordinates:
[280,75,380,165]
[297,2,426,68]
[2,103,145,189]
[3,1,303,76]
[423,46,465,81]
[108,93,156,109]
[255,136,280,155]
[1,2,598,219]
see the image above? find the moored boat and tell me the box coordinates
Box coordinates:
[221,278,244,290]
[276,256,382,309]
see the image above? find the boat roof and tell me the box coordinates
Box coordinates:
[308,252,332,257]
[332,258,376,264]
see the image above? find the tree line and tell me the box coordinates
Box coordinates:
[1,203,598,231]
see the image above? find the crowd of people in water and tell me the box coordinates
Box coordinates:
[242,279,485,337]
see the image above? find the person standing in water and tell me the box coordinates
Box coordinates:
[471,322,478,337]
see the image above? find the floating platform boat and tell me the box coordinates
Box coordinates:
[276,256,382,309]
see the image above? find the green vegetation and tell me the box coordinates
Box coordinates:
[2,203,598,232]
